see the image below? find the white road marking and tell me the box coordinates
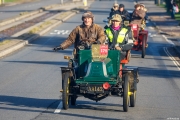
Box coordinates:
[164,47,180,70]
[50,30,70,35]
[54,101,62,113]
[148,27,154,30]
[162,35,174,45]
[149,33,157,37]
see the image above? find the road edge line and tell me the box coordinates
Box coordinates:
[54,101,62,113]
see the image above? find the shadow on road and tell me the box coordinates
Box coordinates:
[4,60,68,66]
[139,66,180,78]
[0,95,60,112]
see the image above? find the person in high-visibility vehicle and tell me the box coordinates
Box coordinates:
[105,14,134,60]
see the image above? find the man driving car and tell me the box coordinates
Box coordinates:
[53,11,106,51]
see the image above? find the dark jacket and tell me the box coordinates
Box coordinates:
[109,8,118,19]
[60,23,106,49]
[115,9,130,21]
[105,25,133,51]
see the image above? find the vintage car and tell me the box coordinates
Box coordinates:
[130,23,148,58]
[60,43,139,112]
[128,10,149,58]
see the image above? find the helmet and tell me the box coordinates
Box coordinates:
[82,11,94,21]
[111,14,122,22]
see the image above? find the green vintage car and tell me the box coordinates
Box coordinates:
[60,44,139,112]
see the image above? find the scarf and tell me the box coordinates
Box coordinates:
[112,25,120,31]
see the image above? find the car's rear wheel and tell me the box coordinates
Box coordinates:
[62,72,70,110]
[123,73,130,112]
[130,91,136,107]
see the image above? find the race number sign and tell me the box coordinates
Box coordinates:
[100,45,108,55]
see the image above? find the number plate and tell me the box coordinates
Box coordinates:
[87,86,104,93]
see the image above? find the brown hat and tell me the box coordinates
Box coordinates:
[111,14,122,22]
[134,4,141,8]
[82,11,94,21]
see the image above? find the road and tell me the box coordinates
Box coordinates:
[0,0,180,120]
[0,0,69,21]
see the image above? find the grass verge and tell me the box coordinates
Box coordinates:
[175,13,180,21]
[29,21,52,34]
[4,0,24,2]
[0,40,11,46]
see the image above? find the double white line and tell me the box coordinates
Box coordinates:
[164,47,180,70]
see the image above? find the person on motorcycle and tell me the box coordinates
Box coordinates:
[130,4,145,30]
[53,11,106,51]
[116,4,130,21]
[105,14,133,60]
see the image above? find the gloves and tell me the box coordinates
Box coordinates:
[96,40,101,44]
[53,46,63,51]
[115,46,122,51]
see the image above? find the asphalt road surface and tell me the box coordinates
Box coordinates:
[0,0,180,120]
[0,0,69,21]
